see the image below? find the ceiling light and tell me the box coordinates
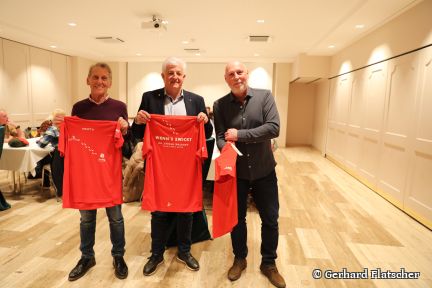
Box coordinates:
[50,45,57,48]
[254,53,260,57]
[182,40,189,44]
[195,53,201,56]
[328,45,335,49]
[355,24,365,29]
[136,53,142,56]
[68,22,77,27]
[256,19,265,23]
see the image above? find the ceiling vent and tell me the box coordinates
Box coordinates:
[248,35,270,42]
[95,37,124,43]
[184,48,201,53]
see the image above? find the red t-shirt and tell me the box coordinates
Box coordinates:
[59,116,124,209]
[141,114,207,212]
[212,143,238,238]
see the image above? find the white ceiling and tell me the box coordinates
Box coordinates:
[0,0,421,63]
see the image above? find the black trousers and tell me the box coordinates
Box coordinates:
[50,148,64,197]
[151,211,193,256]
[231,170,279,265]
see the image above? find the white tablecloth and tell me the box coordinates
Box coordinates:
[0,138,53,174]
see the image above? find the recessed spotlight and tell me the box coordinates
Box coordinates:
[182,40,189,44]
[136,53,142,56]
[254,53,260,57]
[195,53,201,56]
[355,24,365,29]
[50,45,57,49]
[328,45,335,49]
[68,22,77,27]
[256,19,265,23]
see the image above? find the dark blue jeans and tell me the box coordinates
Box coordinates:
[231,170,279,265]
[151,211,193,256]
[79,205,125,258]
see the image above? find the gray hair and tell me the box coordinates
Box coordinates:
[88,62,112,80]
[162,57,187,73]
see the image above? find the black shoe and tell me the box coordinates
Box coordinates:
[113,256,128,279]
[143,254,164,276]
[68,257,96,281]
[176,252,200,271]
[27,172,42,179]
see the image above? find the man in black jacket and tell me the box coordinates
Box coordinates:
[132,57,212,276]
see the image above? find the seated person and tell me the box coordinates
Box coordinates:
[36,109,65,195]
[0,109,25,142]
[6,124,29,147]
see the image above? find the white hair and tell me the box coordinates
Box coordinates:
[162,57,187,73]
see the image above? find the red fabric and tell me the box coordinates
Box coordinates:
[59,116,124,209]
[212,143,238,238]
[18,137,29,145]
[141,114,207,212]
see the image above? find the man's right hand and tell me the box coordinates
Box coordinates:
[53,114,65,126]
[135,110,151,124]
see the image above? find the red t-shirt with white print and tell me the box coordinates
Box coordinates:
[59,116,124,209]
[141,114,207,212]
[212,142,238,238]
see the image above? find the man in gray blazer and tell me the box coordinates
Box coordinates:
[132,57,212,276]
[213,61,286,288]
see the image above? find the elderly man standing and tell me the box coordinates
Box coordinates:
[213,61,286,288]
[132,56,212,276]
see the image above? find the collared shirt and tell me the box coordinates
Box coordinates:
[164,90,187,116]
[88,94,110,105]
[37,125,60,148]
[213,87,280,181]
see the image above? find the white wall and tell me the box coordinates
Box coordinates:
[312,79,329,154]
[0,38,72,127]
[286,83,315,146]
[127,61,273,117]
[323,0,432,229]
[273,63,291,148]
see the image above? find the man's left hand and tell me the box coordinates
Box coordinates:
[118,117,129,135]
[197,112,208,123]
[225,128,238,141]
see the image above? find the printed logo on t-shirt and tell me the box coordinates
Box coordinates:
[98,153,106,162]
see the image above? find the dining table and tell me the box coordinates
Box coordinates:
[0,137,53,193]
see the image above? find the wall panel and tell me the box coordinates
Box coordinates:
[2,40,31,127]
[377,53,418,203]
[405,46,432,225]
[358,63,387,185]
[345,71,364,172]
[326,46,432,228]
[30,47,55,124]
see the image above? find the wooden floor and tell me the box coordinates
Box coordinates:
[0,147,431,288]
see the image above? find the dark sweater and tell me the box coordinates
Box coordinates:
[72,98,128,121]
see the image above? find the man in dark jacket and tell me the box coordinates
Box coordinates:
[132,57,212,276]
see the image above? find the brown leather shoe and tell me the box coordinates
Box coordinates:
[227,258,247,281]
[260,264,286,288]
